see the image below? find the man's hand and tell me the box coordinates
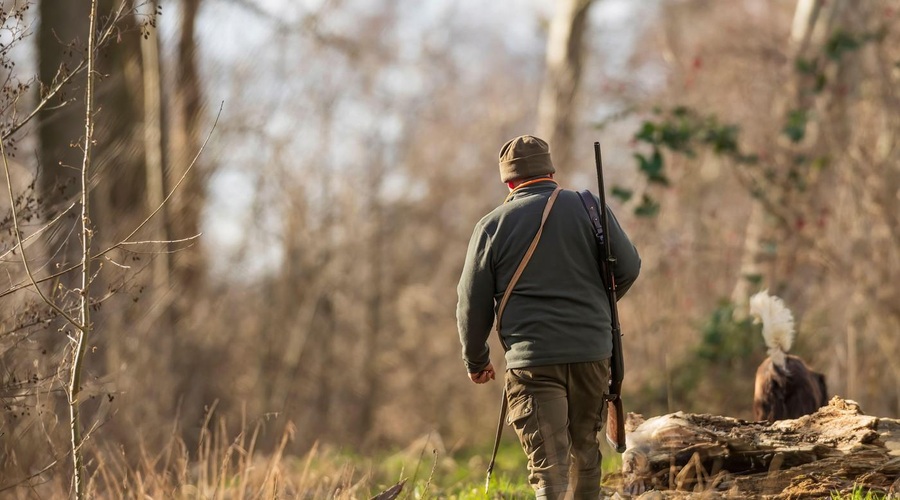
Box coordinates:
[469,363,496,384]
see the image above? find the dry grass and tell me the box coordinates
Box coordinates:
[1,410,539,499]
[4,416,368,499]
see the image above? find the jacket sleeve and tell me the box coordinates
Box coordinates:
[605,206,641,299]
[456,223,495,373]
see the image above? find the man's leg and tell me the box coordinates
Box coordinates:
[567,359,611,499]
[506,365,571,500]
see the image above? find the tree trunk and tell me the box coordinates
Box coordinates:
[729,0,840,315]
[38,0,89,209]
[141,0,170,292]
[537,0,595,170]
[38,0,146,255]
[163,0,208,452]
[167,0,206,290]
[358,157,386,444]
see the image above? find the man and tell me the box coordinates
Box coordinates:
[456,135,640,499]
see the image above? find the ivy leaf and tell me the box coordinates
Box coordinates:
[782,109,808,143]
[672,105,691,118]
[634,195,660,217]
[814,72,827,93]
[634,149,670,186]
[635,121,657,144]
[743,273,763,286]
[659,120,694,152]
[825,30,860,61]
[611,186,633,202]
[794,56,817,74]
[702,123,740,154]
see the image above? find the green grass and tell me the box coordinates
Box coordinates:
[830,485,891,500]
[63,422,623,499]
[358,441,530,498]
[326,439,623,499]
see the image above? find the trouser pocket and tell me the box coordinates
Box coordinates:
[507,392,541,453]
[506,368,571,495]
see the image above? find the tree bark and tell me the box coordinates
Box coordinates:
[168,0,206,289]
[729,0,839,315]
[141,0,170,292]
[37,0,92,288]
[537,0,595,171]
[38,0,146,258]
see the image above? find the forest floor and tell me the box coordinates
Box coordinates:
[604,397,900,499]
[6,399,897,499]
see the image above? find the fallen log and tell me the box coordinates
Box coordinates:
[614,397,900,498]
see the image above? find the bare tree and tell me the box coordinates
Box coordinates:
[168,0,205,288]
[616,0,900,418]
[141,0,169,294]
[537,0,596,170]
[730,0,843,314]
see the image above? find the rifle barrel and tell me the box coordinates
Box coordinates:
[593,142,623,385]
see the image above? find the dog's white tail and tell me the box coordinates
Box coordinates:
[749,290,795,368]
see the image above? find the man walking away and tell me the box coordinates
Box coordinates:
[456,135,640,499]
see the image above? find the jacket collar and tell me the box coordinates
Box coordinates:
[504,178,559,204]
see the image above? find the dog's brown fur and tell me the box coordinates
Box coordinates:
[753,354,828,422]
[750,291,828,422]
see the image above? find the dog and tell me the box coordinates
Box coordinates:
[749,291,828,422]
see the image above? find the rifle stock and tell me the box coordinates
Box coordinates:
[606,378,626,453]
[594,141,627,453]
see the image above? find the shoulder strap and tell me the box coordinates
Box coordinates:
[578,189,613,291]
[495,186,562,340]
[486,186,561,490]
[577,189,604,245]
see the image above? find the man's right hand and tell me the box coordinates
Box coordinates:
[469,363,496,384]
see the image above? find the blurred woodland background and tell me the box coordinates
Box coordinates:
[0,0,898,496]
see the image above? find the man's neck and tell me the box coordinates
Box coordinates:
[507,175,554,191]
[503,176,558,204]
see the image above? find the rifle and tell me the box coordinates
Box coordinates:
[578,141,626,453]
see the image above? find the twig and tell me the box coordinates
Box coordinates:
[116,233,202,246]
[0,132,82,328]
[0,103,223,300]
[0,2,127,143]
[0,459,61,493]
[0,199,79,263]
[115,102,223,246]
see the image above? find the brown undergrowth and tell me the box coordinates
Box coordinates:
[4,414,367,499]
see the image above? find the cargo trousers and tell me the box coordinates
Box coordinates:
[505,359,611,500]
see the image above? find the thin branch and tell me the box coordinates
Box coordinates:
[0,459,61,493]
[70,0,100,495]
[0,316,53,339]
[102,256,130,269]
[1,2,127,143]
[1,136,82,328]
[115,233,202,246]
[119,245,199,255]
[0,274,149,340]
[116,101,223,245]
[0,199,79,263]
[0,103,223,300]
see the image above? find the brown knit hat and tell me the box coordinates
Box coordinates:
[498,135,555,183]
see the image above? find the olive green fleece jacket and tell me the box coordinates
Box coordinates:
[456,182,641,373]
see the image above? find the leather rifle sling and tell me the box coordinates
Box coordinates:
[485,186,562,491]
